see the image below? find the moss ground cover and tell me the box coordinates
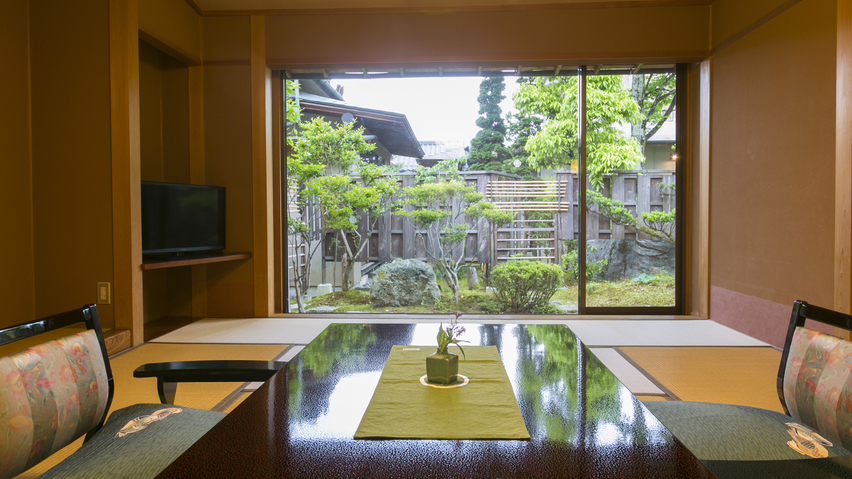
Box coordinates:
[296,271,674,313]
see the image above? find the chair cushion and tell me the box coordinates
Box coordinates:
[39,403,225,479]
[644,401,852,461]
[784,326,852,451]
[0,331,110,479]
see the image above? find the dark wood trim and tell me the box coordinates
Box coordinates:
[578,66,588,314]
[270,53,710,72]
[193,1,712,17]
[675,63,686,315]
[183,0,203,16]
[141,253,252,270]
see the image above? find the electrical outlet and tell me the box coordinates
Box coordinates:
[97,282,111,305]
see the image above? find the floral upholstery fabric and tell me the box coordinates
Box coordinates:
[784,326,852,452]
[0,331,109,479]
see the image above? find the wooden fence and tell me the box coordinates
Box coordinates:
[287,170,675,277]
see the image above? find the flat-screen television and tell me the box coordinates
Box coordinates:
[141,181,226,256]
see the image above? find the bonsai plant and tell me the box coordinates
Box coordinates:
[426,313,467,384]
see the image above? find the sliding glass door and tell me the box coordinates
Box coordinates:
[579,65,683,314]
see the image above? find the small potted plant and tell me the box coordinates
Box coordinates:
[426,313,467,384]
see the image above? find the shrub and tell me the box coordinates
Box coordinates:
[561,248,608,282]
[490,261,562,313]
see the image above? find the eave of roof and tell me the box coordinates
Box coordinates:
[298,95,424,158]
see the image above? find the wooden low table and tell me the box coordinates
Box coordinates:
[157,323,714,478]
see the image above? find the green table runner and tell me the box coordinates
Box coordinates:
[354,345,530,440]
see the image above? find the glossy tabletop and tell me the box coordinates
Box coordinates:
[157,323,714,478]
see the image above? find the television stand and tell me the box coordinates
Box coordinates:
[141,252,252,270]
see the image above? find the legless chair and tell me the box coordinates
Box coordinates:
[645,300,852,463]
[0,304,285,479]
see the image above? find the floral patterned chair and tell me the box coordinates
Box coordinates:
[645,300,852,466]
[0,304,285,479]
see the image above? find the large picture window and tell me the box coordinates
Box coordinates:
[282,64,684,316]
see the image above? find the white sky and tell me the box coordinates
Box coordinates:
[330,77,519,143]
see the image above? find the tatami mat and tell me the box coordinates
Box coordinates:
[567,320,769,347]
[13,343,287,478]
[620,346,783,412]
[150,318,329,345]
[151,318,767,350]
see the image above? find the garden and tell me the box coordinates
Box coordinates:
[296,258,675,315]
[286,71,677,315]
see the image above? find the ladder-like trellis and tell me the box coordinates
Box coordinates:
[487,180,568,263]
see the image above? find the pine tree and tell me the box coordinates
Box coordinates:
[468,76,511,170]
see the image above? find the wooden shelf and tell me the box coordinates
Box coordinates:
[141,253,251,270]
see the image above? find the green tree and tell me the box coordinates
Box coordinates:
[586,189,675,244]
[630,73,676,153]
[503,110,544,178]
[398,161,515,303]
[514,75,644,187]
[288,117,390,311]
[285,80,301,145]
[468,76,511,170]
[314,162,400,292]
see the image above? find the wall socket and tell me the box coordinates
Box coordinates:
[97,282,111,305]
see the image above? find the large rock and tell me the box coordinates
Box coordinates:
[587,239,675,281]
[370,259,441,307]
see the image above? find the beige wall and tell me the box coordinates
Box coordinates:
[708,0,836,346]
[29,1,115,328]
[1,1,35,325]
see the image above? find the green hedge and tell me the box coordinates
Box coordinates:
[491,261,562,313]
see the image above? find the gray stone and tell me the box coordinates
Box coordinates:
[587,239,675,281]
[467,267,479,287]
[370,259,441,307]
[353,275,372,291]
[556,304,579,313]
[315,283,333,296]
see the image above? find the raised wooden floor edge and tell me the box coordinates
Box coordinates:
[104,329,132,356]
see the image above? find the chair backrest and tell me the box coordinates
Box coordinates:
[778,300,852,451]
[0,305,114,479]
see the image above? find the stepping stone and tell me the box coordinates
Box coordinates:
[556,304,578,313]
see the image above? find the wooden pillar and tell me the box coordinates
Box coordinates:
[837,0,852,325]
[189,65,207,318]
[251,16,274,317]
[109,0,143,346]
